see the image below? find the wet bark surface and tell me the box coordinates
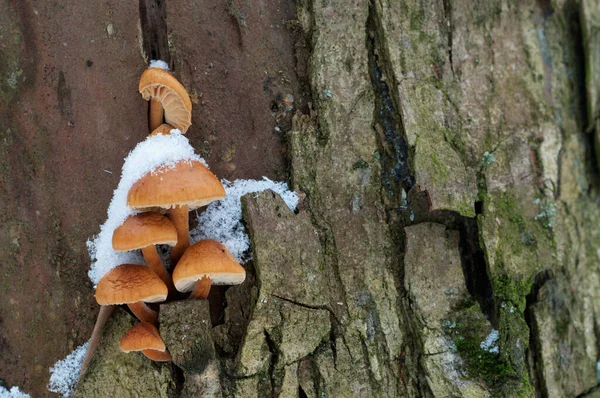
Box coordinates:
[3,0,600,397]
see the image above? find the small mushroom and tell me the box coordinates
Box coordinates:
[95,264,168,322]
[112,212,177,292]
[172,239,246,299]
[139,68,192,133]
[127,160,225,265]
[120,322,172,362]
[120,322,166,352]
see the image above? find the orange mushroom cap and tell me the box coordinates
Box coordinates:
[139,68,192,133]
[127,160,225,211]
[95,264,168,305]
[120,322,166,353]
[149,123,176,137]
[173,239,246,292]
[142,349,172,362]
[112,212,177,251]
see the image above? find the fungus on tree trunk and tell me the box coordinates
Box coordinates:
[139,67,193,134]
[120,322,172,362]
[127,160,225,266]
[112,212,177,292]
[172,239,246,299]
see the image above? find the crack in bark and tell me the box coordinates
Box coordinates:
[367,4,432,396]
[138,0,170,65]
[270,294,335,317]
[524,268,555,397]
[576,384,600,397]
[263,329,280,396]
[442,0,455,77]
[367,1,503,395]
[270,294,346,369]
[367,7,414,197]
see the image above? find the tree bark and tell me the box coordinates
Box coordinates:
[2,0,599,397]
[211,1,600,397]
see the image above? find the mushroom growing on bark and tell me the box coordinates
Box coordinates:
[95,264,168,323]
[112,212,177,292]
[172,239,246,299]
[139,68,192,133]
[120,322,172,362]
[127,160,225,265]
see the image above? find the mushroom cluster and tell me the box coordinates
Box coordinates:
[91,64,246,364]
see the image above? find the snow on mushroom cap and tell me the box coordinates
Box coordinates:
[87,130,206,285]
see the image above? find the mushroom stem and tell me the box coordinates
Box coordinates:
[149,98,164,132]
[127,301,158,324]
[80,305,114,377]
[167,205,190,265]
[141,245,175,292]
[189,276,212,299]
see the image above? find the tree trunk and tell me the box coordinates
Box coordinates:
[2,0,600,397]
[214,1,600,396]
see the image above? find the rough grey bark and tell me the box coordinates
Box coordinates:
[77,0,600,397]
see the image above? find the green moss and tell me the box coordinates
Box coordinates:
[443,304,517,387]
[430,151,449,179]
[352,160,369,170]
[492,274,532,312]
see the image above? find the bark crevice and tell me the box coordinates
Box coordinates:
[138,0,170,66]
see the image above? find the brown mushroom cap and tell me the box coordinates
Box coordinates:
[142,349,172,362]
[95,264,168,305]
[112,212,177,251]
[139,68,192,133]
[149,123,175,137]
[120,322,166,353]
[127,160,225,211]
[173,239,246,292]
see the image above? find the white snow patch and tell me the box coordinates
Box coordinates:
[47,342,89,398]
[0,387,30,398]
[190,178,298,262]
[148,59,169,70]
[480,329,499,354]
[87,131,205,285]
[596,360,600,382]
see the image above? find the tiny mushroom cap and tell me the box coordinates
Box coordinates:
[149,123,176,137]
[120,322,166,353]
[95,264,168,305]
[139,68,192,133]
[112,212,177,251]
[173,239,246,293]
[126,160,225,211]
